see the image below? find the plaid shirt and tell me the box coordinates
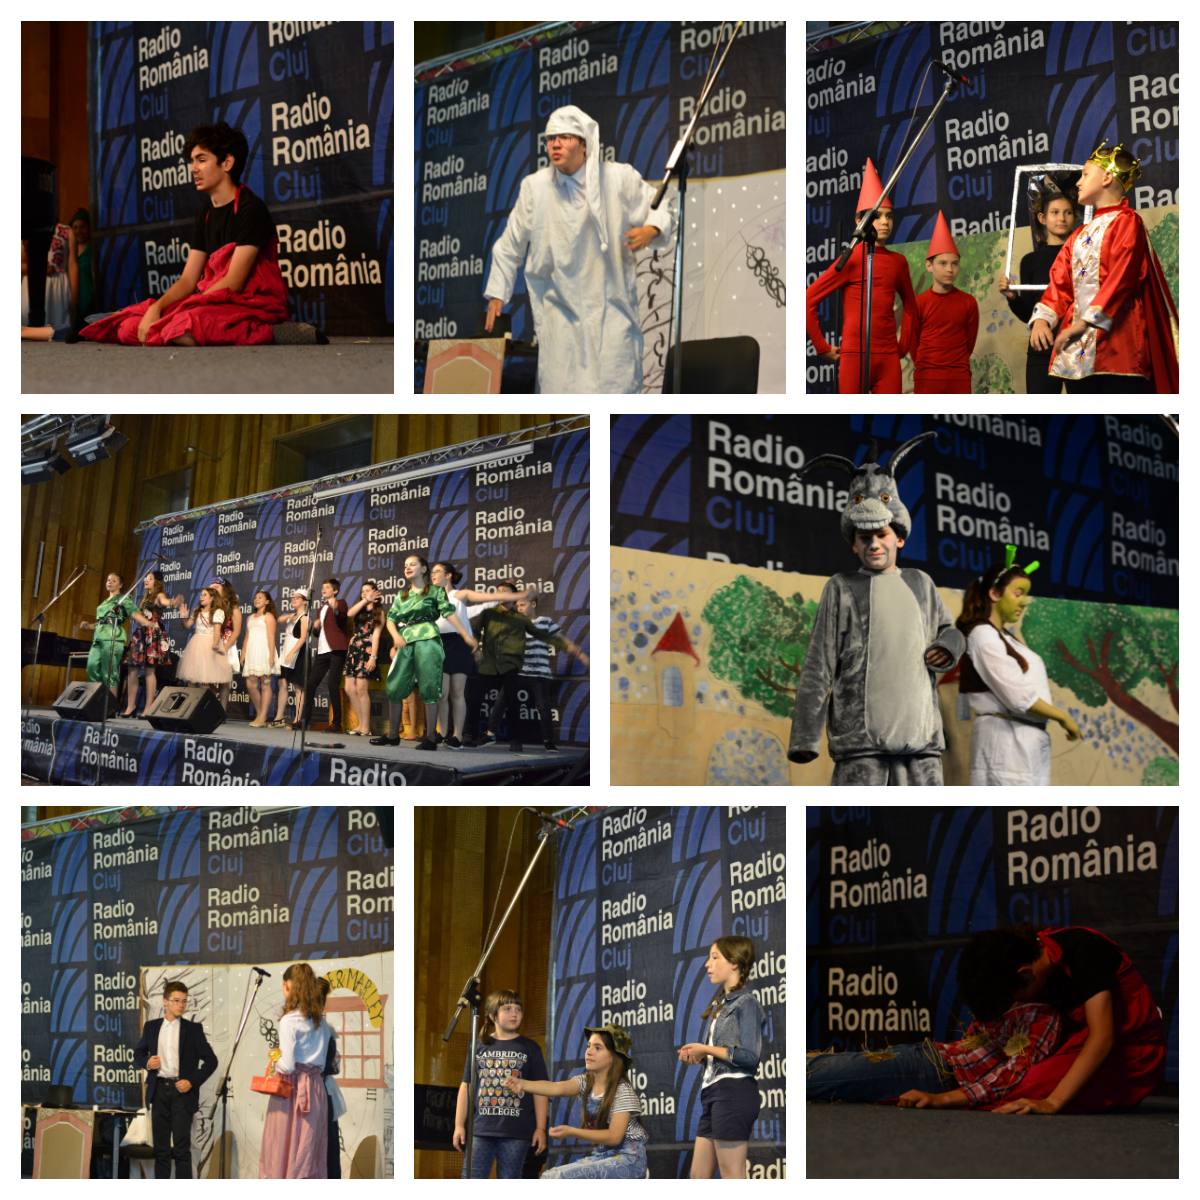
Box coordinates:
[936,1002,1062,1107]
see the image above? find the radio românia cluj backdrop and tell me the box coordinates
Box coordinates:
[548,806,786,1178]
[807,805,1178,1090]
[87,22,394,337]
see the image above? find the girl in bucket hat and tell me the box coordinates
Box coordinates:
[503,1021,648,1178]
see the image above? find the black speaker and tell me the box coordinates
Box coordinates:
[52,680,117,721]
[144,686,226,734]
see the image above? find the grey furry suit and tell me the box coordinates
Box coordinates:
[785,430,964,786]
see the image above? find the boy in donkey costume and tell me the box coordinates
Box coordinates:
[788,431,965,785]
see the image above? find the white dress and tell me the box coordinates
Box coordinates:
[242,612,280,676]
[177,609,234,685]
[965,623,1053,786]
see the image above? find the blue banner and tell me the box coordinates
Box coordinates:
[87,21,394,337]
[549,806,787,1179]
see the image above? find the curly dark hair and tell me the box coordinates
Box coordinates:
[184,121,249,184]
[957,922,1044,1022]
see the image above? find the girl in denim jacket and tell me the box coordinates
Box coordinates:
[677,936,766,1178]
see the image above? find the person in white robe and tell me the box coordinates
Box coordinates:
[483,105,676,395]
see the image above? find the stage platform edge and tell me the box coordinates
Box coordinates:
[20,708,588,787]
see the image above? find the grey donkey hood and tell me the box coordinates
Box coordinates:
[796,431,939,544]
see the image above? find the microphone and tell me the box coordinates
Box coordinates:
[526,808,578,832]
[252,967,272,977]
[932,58,969,87]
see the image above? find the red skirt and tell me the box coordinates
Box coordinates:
[80,240,288,347]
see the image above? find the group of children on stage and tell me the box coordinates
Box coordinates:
[807,141,1178,393]
[81,557,588,752]
[455,936,766,1179]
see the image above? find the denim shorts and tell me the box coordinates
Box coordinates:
[696,1075,760,1141]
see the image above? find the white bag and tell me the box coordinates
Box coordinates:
[325,1076,347,1120]
[121,1108,153,1146]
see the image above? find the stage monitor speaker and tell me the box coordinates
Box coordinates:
[144,686,226,735]
[52,680,117,722]
[375,807,394,848]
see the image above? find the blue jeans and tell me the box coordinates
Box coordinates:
[461,1135,529,1179]
[806,1039,956,1103]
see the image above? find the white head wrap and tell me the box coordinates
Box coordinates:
[545,105,606,251]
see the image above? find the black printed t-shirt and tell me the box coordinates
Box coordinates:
[191,186,276,257]
[460,1035,548,1139]
[1039,928,1123,1015]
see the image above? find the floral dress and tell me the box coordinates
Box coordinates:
[128,596,170,666]
[345,605,382,680]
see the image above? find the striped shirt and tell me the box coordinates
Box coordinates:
[519,615,564,679]
[572,1076,648,1143]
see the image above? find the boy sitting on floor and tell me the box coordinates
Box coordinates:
[78,121,289,347]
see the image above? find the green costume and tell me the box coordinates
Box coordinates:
[86,595,134,689]
[383,584,456,704]
[477,605,569,675]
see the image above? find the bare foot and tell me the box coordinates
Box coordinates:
[170,334,198,346]
[21,326,55,341]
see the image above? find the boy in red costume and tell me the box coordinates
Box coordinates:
[806,158,919,394]
[1029,141,1178,393]
[912,211,978,394]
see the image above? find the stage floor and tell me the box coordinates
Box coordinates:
[20,707,587,786]
[21,337,394,395]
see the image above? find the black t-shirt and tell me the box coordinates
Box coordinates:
[190,185,276,258]
[1040,927,1123,1015]
[1004,240,1070,357]
[459,1034,548,1139]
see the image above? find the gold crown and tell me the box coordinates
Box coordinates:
[1088,140,1142,190]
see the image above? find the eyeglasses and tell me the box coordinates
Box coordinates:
[546,136,577,146]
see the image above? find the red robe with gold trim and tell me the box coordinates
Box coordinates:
[1031,199,1178,392]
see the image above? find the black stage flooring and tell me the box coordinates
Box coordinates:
[807,1092,1178,1178]
[20,707,588,787]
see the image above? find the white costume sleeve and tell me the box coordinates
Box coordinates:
[623,165,676,250]
[484,178,535,303]
[967,624,1041,714]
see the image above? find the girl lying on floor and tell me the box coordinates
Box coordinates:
[807,923,1166,1114]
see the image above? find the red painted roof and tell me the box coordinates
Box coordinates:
[651,612,700,665]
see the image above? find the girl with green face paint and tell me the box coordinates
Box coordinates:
[955,545,1082,784]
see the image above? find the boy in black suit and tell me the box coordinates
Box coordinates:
[133,981,219,1179]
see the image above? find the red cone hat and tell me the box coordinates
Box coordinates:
[855,158,892,213]
[927,210,960,259]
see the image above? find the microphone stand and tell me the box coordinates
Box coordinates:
[443,808,583,1180]
[208,968,269,1179]
[832,72,958,393]
[651,20,743,395]
[298,524,328,757]
[24,563,90,726]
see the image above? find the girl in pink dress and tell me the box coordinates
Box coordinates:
[260,963,332,1179]
[177,588,234,687]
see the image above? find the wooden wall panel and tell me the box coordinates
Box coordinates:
[22,414,583,706]
[415,806,555,1179]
